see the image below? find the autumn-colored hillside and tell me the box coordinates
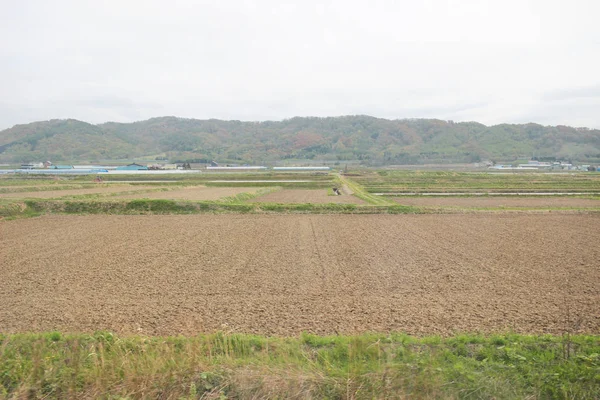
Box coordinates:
[1,116,599,164]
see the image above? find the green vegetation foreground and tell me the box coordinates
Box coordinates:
[1,332,598,399]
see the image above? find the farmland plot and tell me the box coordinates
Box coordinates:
[393,196,600,208]
[113,186,263,201]
[0,185,159,199]
[248,189,365,204]
[1,214,598,335]
[354,171,600,194]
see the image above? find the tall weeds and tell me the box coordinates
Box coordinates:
[0,332,598,399]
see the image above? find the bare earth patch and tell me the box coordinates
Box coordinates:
[0,185,158,199]
[114,186,262,201]
[1,214,598,336]
[248,189,365,204]
[393,196,600,208]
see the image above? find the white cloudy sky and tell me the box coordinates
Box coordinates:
[1,0,599,129]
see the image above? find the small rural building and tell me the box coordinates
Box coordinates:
[518,161,552,169]
[21,162,44,169]
[148,163,177,170]
[116,163,149,171]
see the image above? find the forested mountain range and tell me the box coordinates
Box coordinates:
[1,116,599,164]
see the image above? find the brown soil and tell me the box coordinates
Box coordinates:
[114,186,261,201]
[393,196,600,208]
[1,214,598,336]
[248,189,365,204]
[0,186,158,199]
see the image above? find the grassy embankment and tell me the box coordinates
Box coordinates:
[0,332,598,399]
[15,199,417,217]
[336,173,396,206]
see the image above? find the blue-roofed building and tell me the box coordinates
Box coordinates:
[116,163,148,171]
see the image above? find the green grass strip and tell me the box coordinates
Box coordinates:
[0,332,598,399]
[217,186,282,203]
[337,174,397,205]
[20,199,420,215]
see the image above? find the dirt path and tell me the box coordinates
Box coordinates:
[341,184,353,195]
[1,214,598,335]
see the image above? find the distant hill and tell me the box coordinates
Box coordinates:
[1,116,599,164]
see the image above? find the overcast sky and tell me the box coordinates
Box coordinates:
[1,0,599,130]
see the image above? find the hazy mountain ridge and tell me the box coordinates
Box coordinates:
[1,116,599,164]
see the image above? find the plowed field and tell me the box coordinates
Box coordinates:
[114,186,262,201]
[393,196,600,208]
[1,214,598,335]
[248,189,365,204]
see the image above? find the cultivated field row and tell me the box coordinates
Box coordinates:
[353,171,600,193]
[393,196,600,208]
[0,185,160,199]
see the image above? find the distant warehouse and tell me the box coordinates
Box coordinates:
[206,166,267,170]
[273,167,330,171]
[116,163,148,171]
